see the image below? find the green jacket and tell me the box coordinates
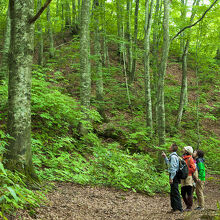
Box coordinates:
[196,158,205,181]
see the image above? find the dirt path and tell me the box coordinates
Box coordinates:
[14,175,220,220]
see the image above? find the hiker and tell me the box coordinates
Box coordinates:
[192,151,199,193]
[181,146,196,211]
[162,143,183,213]
[194,150,206,210]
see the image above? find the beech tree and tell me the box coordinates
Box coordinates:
[79,0,91,134]
[126,0,132,78]
[0,7,10,83]
[144,0,154,134]
[47,5,55,58]
[116,0,124,59]
[176,0,200,127]
[37,0,44,65]
[5,0,52,178]
[157,0,170,147]
[93,0,105,119]
[101,0,109,67]
[65,0,71,28]
[130,0,139,83]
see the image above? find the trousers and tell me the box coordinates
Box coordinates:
[170,176,182,211]
[196,180,205,208]
[181,185,193,209]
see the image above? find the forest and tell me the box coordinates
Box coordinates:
[0,0,219,219]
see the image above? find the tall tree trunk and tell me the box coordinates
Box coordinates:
[61,3,64,32]
[195,35,200,149]
[116,0,123,59]
[65,0,71,29]
[179,0,188,61]
[101,0,109,67]
[72,0,77,24]
[37,0,44,66]
[176,0,200,127]
[80,0,91,135]
[144,0,154,135]
[152,0,162,124]
[157,0,170,147]
[0,8,10,83]
[93,0,105,120]
[122,21,132,109]
[152,0,161,88]
[130,0,139,83]
[47,5,55,58]
[215,48,220,60]
[176,40,189,127]
[78,0,81,25]
[126,0,132,78]
[5,0,36,179]
[56,0,59,17]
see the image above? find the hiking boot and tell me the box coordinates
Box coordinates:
[167,209,183,213]
[184,208,192,212]
[174,209,183,213]
[195,206,204,211]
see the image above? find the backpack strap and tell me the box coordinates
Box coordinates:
[187,157,191,166]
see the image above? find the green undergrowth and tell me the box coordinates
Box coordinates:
[29,65,169,194]
[0,63,169,217]
[0,40,219,217]
[0,133,46,219]
[33,137,169,195]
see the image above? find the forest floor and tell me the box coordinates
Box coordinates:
[12,174,220,220]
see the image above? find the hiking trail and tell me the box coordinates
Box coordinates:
[13,174,220,220]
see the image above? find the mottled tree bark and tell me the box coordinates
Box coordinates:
[37,0,44,65]
[56,0,59,17]
[176,40,189,127]
[0,8,10,83]
[5,0,52,179]
[47,5,55,58]
[126,0,132,78]
[176,0,200,127]
[144,0,154,135]
[152,0,161,89]
[72,0,77,24]
[130,0,139,83]
[101,0,109,67]
[116,0,123,59]
[78,0,81,25]
[152,0,162,127]
[195,37,200,149]
[80,0,91,135]
[157,0,170,146]
[6,0,36,178]
[65,0,71,28]
[93,0,105,120]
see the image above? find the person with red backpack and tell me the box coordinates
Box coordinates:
[181,146,196,211]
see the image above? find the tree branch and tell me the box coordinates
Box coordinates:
[171,0,219,41]
[29,0,53,24]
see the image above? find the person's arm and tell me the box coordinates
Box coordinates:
[162,152,169,165]
[189,157,196,173]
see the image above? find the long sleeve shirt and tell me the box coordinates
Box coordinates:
[183,155,196,176]
[164,152,179,180]
[196,157,205,181]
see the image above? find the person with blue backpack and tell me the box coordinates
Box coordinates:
[162,143,183,213]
